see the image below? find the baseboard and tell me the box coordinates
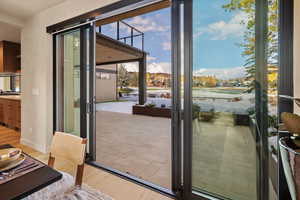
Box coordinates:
[20,138,47,154]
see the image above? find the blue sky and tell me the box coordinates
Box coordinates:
[100,8,171,74]
[101,1,247,79]
[193,0,246,70]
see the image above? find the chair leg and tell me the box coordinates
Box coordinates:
[75,164,84,186]
[48,154,55,168]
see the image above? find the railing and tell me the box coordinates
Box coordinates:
[98,20,144,51]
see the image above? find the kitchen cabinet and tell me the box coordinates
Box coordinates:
[0,41,21,73]
[0,98,21,129]
[0,99,3,123]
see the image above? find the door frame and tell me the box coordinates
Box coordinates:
[171,0,183,198]
[86,22,96,160]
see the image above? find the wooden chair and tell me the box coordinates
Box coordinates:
[48,132,87,186]
[27,132,112,200]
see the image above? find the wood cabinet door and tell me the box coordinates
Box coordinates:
[7,100,14,127]
[1,99,21,128]
[16,101,21,129]
[0,99,3,123]
[3,41,21,72]
[0,41,21,73]
[0,42,3,72]
[3,100,10,125]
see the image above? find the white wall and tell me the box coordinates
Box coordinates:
[96,65,117,102]
[294,1,300,114]
[21,0,119,153]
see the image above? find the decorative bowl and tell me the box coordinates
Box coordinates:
[0,148,22,168]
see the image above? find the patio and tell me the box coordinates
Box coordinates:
[95,102,257,199]
[95,110,172,188]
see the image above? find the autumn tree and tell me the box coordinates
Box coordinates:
[118,64,130,89]
[129,72,139,87]
[223,0,278,92]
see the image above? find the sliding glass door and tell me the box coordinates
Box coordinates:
[54,24,95,156]
[182,0,269,199]
[51,0,275,199]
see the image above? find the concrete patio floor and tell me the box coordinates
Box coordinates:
[192,113,257,200]
[95,110,257,199]
[96,110,172,189]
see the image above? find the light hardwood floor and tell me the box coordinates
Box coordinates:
[0,126,172,200]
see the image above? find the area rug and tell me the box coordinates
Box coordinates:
[52,185,114,200]
[25,172,113,200]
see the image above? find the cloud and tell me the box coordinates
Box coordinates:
[162,42,171,51]
[125,16,169,33]
[195,12,248,40]
[194,66,246,80]
[122,62,171,74]
[108,23,130,34]
[147,56,157,61]
[122,62,139,72]
[147,62,171,74]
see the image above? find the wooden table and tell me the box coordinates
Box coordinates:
[0,144,62,200]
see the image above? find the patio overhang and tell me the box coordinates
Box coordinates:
[96,33,147,105]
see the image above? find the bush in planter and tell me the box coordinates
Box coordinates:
[247,107,255,116]
[200,108,215,122]
[145,103,156,108]
[119,87,133,96]
[192,104,201,120]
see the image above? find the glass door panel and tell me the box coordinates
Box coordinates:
[55,29,81,136]
[63,30,81,136]
[55,24,95,148]
[182,0,269,199]
[191,1,257,198]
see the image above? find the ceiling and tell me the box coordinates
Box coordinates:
[96,43,141,64]
[0,0,66,43]
[96,33,144,64]
[0,0,66,19]
[0,21,21,43]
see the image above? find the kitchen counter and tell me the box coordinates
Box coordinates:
[0,95,21,101]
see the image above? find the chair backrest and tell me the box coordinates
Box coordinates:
[48,132,87,186]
